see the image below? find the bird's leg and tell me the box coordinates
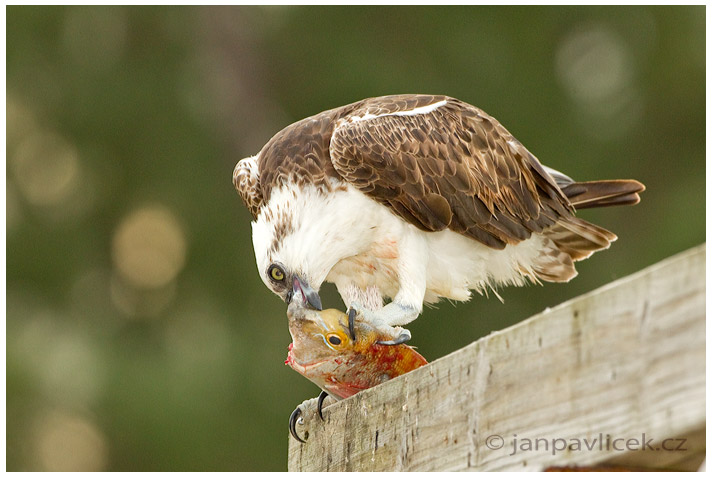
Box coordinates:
[288,406,307,444]
[316,390,329,420]
[289,391,332,443]
[348,301,419,345]
[346,228,427,345]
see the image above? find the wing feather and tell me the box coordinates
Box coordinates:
[233,93,643,279]
[233,156,263,219]
[329,97,573,248]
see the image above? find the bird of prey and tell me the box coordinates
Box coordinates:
[233,94,644,343]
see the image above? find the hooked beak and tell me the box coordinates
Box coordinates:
[290,274,322,311]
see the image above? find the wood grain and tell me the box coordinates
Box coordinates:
[288,244,706,471]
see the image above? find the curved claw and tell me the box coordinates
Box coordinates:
[376,329,411,346]
[289,406,306,443]
[317,390,328,421]
[347,308,357,341]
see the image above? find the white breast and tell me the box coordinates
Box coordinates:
[253,181,550,309]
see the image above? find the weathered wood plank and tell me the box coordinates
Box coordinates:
[288,244,706,471]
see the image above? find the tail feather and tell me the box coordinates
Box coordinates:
[533,173,644,282]
[562,179,645,209]
[545,217,617,262]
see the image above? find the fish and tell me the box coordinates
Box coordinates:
[286,303,427,442]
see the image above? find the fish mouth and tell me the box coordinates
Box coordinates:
[286,351,329,375]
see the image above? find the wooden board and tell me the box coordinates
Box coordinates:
[288,244,706,471]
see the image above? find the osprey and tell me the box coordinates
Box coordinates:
[233,94,644,343]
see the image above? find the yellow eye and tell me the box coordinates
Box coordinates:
[327,334,342,346]
[269,265,285,282]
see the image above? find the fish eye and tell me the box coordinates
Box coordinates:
[327,334,342,346]
[268,264,286,282]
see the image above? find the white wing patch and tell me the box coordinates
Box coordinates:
[350,99,448,123]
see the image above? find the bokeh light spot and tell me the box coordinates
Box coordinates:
[555,23,642,140]
[40,334,105,407]
[7,95,38,154]
[11,132,81,207]
[556,24,633,104]
[33,410,108,472]
[112,205,188,290]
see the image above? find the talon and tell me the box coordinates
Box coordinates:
[289,407,306,443]
[347,308,357,341]
[376,329,411,346]
[317,390,328,421]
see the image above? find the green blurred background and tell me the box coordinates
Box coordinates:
[6,5,705,471]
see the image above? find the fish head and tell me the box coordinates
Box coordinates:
[286,303,427,399]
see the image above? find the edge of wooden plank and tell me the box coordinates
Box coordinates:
[288,244,706,471]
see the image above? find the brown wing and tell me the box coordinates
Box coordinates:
[329,96,573,249]
[233,156,263,219]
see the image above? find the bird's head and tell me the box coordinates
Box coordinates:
[258,261,322,311]
[249,186,335,311]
